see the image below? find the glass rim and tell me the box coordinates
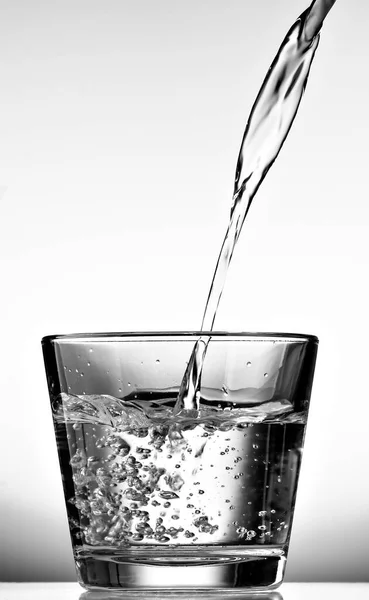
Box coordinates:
[42,331,319,344]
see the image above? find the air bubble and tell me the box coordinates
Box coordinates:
[159,491,179,500]
[258,510,267,517]
[253,444,258,449]
[156,359,160,364]
[264,372,268,378]
[246,361,252,367]
[184,530,195,538]
[156,525,166,534]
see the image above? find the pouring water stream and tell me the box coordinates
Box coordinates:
[174,0,337,414]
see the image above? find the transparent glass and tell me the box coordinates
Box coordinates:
[42,331,318,593]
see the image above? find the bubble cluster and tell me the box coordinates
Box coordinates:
[67,420,222,546]
[60,394,302,550]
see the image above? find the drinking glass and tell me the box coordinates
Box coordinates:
[42,331,318,592]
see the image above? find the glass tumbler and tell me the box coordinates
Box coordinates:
[42,331,318,592]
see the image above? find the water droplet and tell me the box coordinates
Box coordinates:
[258,510,267,517]
[246,361,252,367]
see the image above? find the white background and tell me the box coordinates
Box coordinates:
[0,0,368,582]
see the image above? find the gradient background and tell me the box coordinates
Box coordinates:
[1,0,368,583]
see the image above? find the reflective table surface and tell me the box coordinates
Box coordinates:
[0,583,368,600]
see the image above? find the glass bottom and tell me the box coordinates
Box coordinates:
[75,545,286,592]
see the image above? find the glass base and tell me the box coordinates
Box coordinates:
[76,545,286,592]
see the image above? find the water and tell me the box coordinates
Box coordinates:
[50,0,335,588]
[53,392,304,565]
[176,0,336,412]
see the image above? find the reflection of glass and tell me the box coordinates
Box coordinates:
[42,332,318,592]
[79,591,284,600]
